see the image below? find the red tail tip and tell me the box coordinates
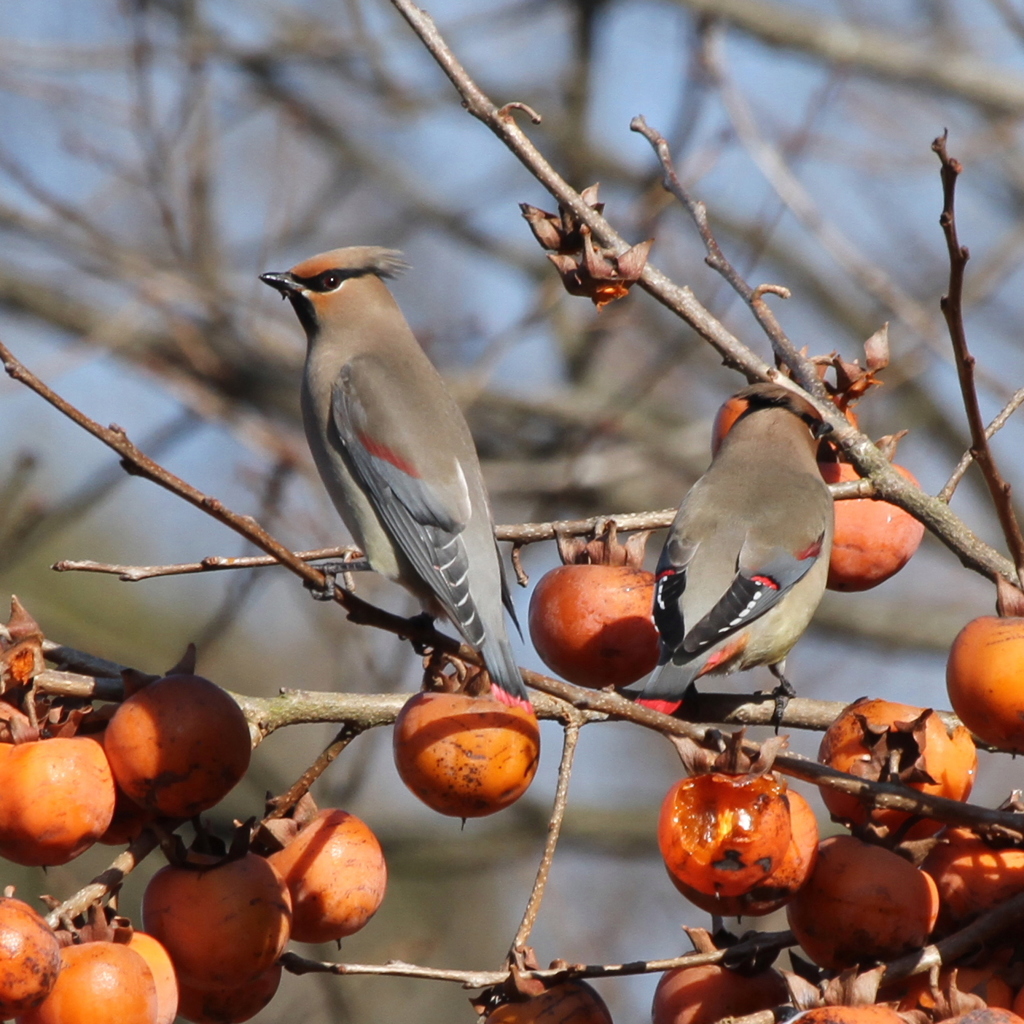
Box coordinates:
[490,684,535,714]
[636,697,683,716]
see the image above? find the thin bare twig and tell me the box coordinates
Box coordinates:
[511,718,582,952]
[265,722,368,821]
[281,928,796,988]
[939,385,1024,502]
[933,133,1024,583]
[629,114,820,396]
[53,546,362,581]
[44,829,161,929]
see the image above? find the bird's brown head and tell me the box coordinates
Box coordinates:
[725,382,833,446]
[260,246,407,338]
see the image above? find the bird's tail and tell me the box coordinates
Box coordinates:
[620,658,700,716]
[481,634,533,713]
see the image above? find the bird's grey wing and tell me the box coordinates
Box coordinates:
[329,371,485,646]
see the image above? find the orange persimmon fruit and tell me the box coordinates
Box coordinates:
[142,852,291,992]
[485,980,613,1023]
[393,691,539,818]
[652,964,788,1024]
[787,834,939,969]
[268,808,387,943]
[922,827,1024,930]
[793,1008,906,1024]
[817,698,976,839]
[670,788,818,916]
[947,616,1024,752]
[528,564,659,688]
[175,963,281,1024]
[127,931,178,1024]
[103,673,251,818]
[819,461,924,591]
[0,896,61,1018]
[659,771,792,899]
[0,736,115,866]
[17,940,157,1024]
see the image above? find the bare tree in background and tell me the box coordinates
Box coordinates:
[2,1,1024,1021]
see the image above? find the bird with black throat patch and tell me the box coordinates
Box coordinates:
[261,246,532,712]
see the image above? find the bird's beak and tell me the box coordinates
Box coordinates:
[813,420,834,440]
[259,272,302,298]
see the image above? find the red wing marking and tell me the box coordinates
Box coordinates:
[795,538,823,561]
[694,634,749,678]
[357,432,421,478]
[637,697,683,716]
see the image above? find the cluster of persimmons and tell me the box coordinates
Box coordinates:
[2,385,1024,1024]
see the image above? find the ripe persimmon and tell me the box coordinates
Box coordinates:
[268,808,387,943]
[652,964,787,1024]
[175,963,281,1024]
[817,698,976,839]
[17,940,157,1024]
[819,461,924,591]
[670,789,819,916]
[946,1011,1024,1024]
[0,896,61,1017]
[127,931,178,1024]
[486,980,612,1023]
[528,564,659,688]
[922,828,1024,930]
[794,1008,905,1024]
[0,736,115,866]
[142,852,291,992]
[947,616,1024,751]
[104,673,252,818]
[659,771,792,899]
[787,835,939,969]
[393,691,539,818]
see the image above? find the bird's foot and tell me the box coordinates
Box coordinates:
[767,665,796,731]
[304,557,371,600]
[405,611,437,655]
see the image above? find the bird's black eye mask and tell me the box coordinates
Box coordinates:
[292,268,372,293]
[739,393,833,439]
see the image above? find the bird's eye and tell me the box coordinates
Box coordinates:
[317,271,343,291]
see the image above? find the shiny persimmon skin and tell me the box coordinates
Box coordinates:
[787,835,939,969]
[922,827,1024,930]
[671,789,818,916]
[486,980,613,1024]
[947,616,1024,751]
[268,808,387,943]
[817,698,976,839]
[104,674,251,818]
[528,565,659,688]
[142,853,291,992]
[127,932,178,1024]
[652,964,787,1024]
[946,1010,1024,1024]
[794,1008,905,1024]
[659,773,792,899]
[819,462,924,591]
[0,897,61,1017]
[0,737,115,866]
[17,941,157,1024]
[175,964,281,1024]
[393,692,539,818]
